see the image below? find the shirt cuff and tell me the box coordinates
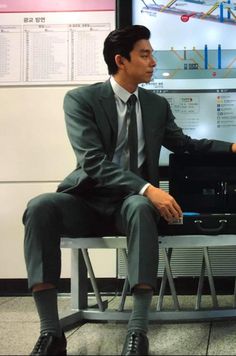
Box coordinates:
[139,183,151,195]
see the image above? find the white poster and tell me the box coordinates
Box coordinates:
[0,0,115,85]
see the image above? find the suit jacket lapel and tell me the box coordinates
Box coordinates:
[99,80,118,135]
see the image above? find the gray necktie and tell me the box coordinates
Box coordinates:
[124,94,138,173]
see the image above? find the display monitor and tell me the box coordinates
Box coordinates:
[116,0,236,168]
[169,152,236,213]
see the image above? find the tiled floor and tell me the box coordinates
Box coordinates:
[1,295,236,355]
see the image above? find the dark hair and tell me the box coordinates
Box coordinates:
[103,25,151,75]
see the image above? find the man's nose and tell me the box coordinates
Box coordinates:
[151,56,156,67]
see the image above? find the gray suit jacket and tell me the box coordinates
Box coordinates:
[57,80,231,195]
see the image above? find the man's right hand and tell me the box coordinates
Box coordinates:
[144,184,182,223]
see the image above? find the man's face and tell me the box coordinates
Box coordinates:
[122,39,156,86]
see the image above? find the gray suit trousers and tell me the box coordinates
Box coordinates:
[23,191,160,291]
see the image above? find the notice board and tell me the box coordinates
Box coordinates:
[0,0,116,85]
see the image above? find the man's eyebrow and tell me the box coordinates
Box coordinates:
[139,49,153,54]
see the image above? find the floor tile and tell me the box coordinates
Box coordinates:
[0,295,71,322]
[67,323,126,355]
[1,295,236,355]
[208,320,236,355]
[65,322,210,355]
[0,321,39,355]
[149,323,209,355]
[0,319,82,355]
[0,296,39,322]
[0,296,17,306]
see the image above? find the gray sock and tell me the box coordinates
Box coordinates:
[128,289,153,334]
[33,288,62,337]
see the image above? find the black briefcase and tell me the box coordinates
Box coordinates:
[159,153,236,235]
[159,212,236,235]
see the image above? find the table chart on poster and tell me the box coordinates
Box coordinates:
[0,0,115,85]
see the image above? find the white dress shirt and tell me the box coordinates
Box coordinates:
[110,77,150,195]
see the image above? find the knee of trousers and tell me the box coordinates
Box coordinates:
[22,193,61,227]
[23,193,62,288]
[121,194,160,226]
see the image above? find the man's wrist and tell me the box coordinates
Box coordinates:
[143,184,157,198]
[139,183,151,195]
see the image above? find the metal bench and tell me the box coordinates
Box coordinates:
[60,234,236,330]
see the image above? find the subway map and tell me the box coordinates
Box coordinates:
[135,0,236,83]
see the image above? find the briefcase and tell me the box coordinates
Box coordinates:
[159,153,236,235]
[159,212,236,235]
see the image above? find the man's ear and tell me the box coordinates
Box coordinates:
[115,54,125,69]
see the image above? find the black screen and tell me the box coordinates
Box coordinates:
[169,153,236,213]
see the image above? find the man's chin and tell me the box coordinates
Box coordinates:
[143,78,152,84]
[137,77,152,85]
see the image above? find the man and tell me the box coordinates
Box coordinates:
[23,25,236,356]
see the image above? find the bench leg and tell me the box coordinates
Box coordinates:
[71,248,88,310]
[157,248,173,311]
[203,247,218,308]
[161,248,180,310]
[117,249,129,312]
[60,249,88,330]
[195,253,205,310]
[81,249,105,312]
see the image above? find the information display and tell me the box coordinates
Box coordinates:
[125,0,236,165]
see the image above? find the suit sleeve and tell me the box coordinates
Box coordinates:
[63,89,147,194]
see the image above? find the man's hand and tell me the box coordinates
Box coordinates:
[144,184,182,222]
[232,143,236,153]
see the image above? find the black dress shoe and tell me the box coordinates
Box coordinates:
[121,330,149,355]
[30,332,67,355]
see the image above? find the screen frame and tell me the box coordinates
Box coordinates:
[116,0,132,28]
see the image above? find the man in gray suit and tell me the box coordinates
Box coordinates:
[23,25,236,355]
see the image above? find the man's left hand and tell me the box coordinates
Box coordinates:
[232,143,236,153]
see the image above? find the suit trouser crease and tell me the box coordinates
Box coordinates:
[23,192,160,290]
[120,195,160,290]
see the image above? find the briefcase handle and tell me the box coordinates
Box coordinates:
[194,219,228,234]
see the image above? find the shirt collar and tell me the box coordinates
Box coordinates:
[110,76,139,104]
